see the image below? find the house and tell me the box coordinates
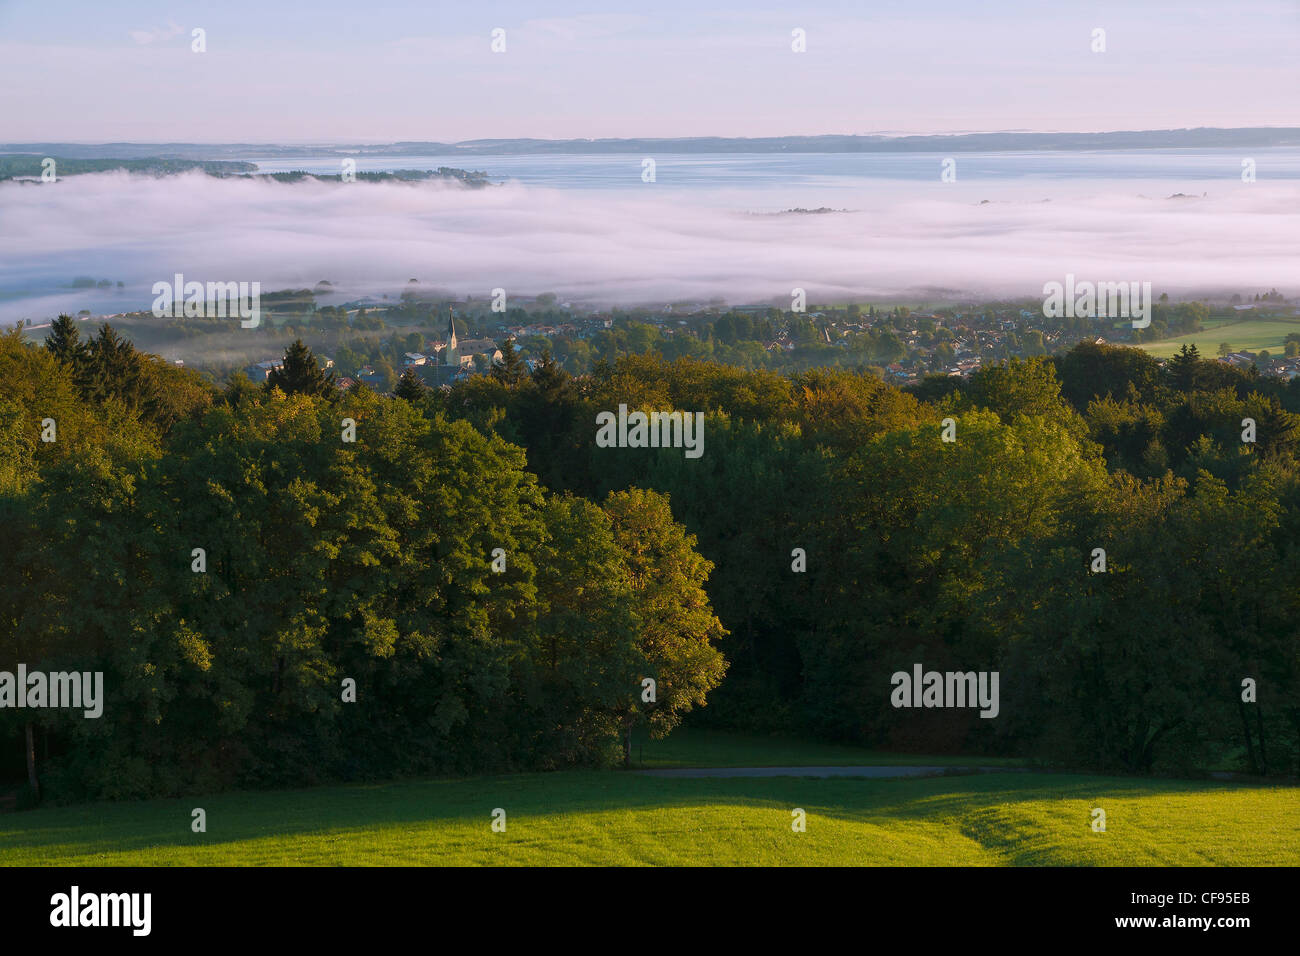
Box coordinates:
[418,363,469,387]
[354,365,386,389]
[245,360,283,383]
[457,337,504,366]
[1220,352,1256,370]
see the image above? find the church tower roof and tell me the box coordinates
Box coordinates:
[444,307,458,367]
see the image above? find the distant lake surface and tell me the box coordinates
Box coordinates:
[244,147,1300,194]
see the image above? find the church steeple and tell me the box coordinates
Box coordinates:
[445,308,458,366]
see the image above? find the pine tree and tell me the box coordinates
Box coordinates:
[491,338,527,386]
[82,324,151,409]
[1167,343,1201,392]
[394,367,426,401]
[44,314,86,367]
[529,347,571,398]
[519,348,581,487]
[266,339,337,399]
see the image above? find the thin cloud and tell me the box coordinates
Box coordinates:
[128,19,184,46]
[524,14,652,43]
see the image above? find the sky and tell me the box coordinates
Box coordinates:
[1,0,1297,142]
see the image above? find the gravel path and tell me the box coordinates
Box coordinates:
[635,765,1015,779]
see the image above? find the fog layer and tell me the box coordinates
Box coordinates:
[1,170,1295,322]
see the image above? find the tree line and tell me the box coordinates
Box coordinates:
[3,318,1299,804]
[1,319,724,803]
[434,339,1300,777]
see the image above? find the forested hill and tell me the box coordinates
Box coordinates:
[0,156,256,179]
[0,155,491,185]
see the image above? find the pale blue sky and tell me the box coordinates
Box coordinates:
[1,0,1296,142]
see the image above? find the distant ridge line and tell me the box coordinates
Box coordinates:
[3,127,1299,159]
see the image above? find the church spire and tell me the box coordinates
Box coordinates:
[445,307,458,366]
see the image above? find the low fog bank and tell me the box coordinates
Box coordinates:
[1,171,1295,322]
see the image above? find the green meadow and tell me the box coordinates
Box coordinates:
[2,733,1294,866]
[1140,317,1300,359]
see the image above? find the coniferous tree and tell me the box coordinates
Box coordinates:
[394,367,426,402]
[1167,343,1202,392]
[44,314,86,367]
[266,339,337,399]
[81,324,152,410]
[529,348,570,398]
[491,337,527,386]
[518,349,582,488]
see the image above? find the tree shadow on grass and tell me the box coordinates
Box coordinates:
[1,770,1291,864]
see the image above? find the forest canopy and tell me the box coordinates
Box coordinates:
[3,322,1298,802]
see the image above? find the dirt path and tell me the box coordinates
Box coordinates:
[635,765,1018,779]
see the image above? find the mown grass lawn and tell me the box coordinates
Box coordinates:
[1139,318,1300,359]
[3,762,1294,866]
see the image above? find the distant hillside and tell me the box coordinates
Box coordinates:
[247,168,492,186]
[3,127,1298,159]
[0,156,490,186]
[0,155,256,179]
[416,128,1300,154]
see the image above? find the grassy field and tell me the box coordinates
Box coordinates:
[1140,317,1300,359]
[2,732,1294,866]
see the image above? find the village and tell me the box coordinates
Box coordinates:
[230,289,1300,393]
[22,286,1299,394]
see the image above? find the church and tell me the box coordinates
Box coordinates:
[418,309,502,386]
[443,308,458,368]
